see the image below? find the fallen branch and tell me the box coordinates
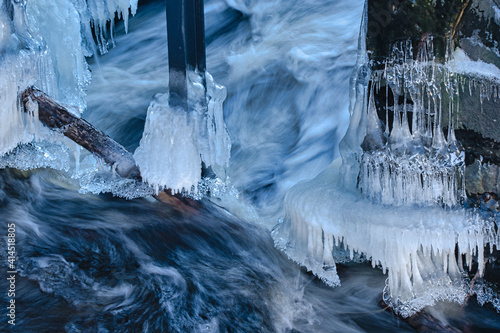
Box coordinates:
[22,86,140,179]
[21,86,201,211]
[462,260,487,308]
[451,0,470,42]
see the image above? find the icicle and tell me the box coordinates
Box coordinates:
[274,161,497,318]
[384,62,390,137]
[85,0,138,53]
[361,84,386,151]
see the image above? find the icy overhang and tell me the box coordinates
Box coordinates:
[272,161,498,317]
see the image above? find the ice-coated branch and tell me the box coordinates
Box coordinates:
[20,86,201,211]
[21,86,140,179]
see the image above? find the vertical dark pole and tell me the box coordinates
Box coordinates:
[184,0,197,71]
[194,0,206,73]
[166,0,206,109]
[166,0,187,109]
[184,0,206,73]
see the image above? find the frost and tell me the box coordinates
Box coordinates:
[0,140,71,172]
[189,177,239,201]
[469,279,500,313]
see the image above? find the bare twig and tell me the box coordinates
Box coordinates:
[451,0,470,42]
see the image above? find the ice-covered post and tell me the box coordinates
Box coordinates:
[135,0,230,194]
[166,0,206,109]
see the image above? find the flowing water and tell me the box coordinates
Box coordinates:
[1,0,500,332]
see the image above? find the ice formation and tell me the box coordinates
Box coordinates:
[340,12,500,207]
[354,41,500,207]
[75,154,155,199]
[134,72,231,194]
[85,0,138,51]
[0,0,56,156]
[272,162,498,317]
[274,3,500,317]
[1,0,230,199]
[0,0,137,170]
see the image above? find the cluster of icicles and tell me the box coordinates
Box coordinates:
[359,37,468,208]
[274,32,500,317]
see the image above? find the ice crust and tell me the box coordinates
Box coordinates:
[273,162,498,317]
[76,157,156,199]
[75,153,238,201]
[0,0,138,185]
[134,72,231,194]
[0,140,71,172]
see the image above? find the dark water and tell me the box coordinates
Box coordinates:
[1,0,500,332]
[0,169,414,332]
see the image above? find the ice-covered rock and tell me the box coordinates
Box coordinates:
[273,161,498,317]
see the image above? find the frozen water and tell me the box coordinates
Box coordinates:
[0,18,56,156]
[196,72,231,172]
[341,26,499,208]
[1,0,499,330]
[273,161,499,317]
[134,72,231,195]
[0,140,71,172]
[348,35,468,208]
[470,278,500,313]
[0,0,138,183]
[85,0,138,52]
[0,0,230,198]
[133,92,203,194]
[273,3,500,318]
[26,0,91,111]
[450,48,500,82]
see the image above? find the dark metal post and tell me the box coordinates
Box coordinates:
[166,0,206,109]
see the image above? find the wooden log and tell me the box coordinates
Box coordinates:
[21,86,203,212]
[22,86,140,179]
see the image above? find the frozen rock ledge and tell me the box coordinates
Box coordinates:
[272,160,499,317]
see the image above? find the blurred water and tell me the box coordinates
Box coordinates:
[1,0,500,332]
[85,0,360,224]
[0,168,418,333]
